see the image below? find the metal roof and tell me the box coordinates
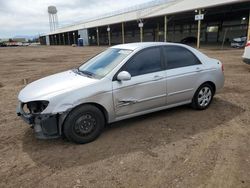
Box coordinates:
[41,0,245,36]
[111,42,167,50]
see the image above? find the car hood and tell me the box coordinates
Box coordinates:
[18,70,98,102]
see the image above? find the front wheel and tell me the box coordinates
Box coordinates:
[191,84,214,110]
[63,105,105,144]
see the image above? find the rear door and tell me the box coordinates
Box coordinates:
[112,46,167,117]
[163,45,204,105]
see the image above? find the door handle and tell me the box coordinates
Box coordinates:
[153,75,164,81]
[195,67,202,72]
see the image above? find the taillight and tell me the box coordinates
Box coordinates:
[221,63,224,72]
[246,41,250,47]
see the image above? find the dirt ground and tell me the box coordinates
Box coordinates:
[0,45,250,188]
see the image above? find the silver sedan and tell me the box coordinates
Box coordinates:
[17,42,224,144]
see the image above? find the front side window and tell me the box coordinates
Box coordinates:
[122,47,162,77]
[163,46,201,69]
[78,48,132,79]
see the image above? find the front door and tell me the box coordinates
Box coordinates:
[112,47,167,117]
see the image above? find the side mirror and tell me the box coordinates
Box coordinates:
[117,71,131,81]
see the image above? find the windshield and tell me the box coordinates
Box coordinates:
[78,48,132,79]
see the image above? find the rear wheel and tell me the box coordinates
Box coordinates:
[191,83,214,110]
[63,105,105,144]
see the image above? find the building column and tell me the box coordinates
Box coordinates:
[63,33,65,45]
[49,36,52,45]
[52,36,54,45]
[122,22,125,44]
[107,26,111,46]
[157,23,160,41]
[139,21,143,42]
[58,34,61,45]
[67,32,70,45]
[197,9,201,49]
[140,27,143,42]
[96,27,100,46]
[73,32,76,44]
[164,15,168,42]
[247,10,250,41]
[54,35,57,45]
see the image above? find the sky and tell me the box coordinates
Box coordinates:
[0,0,156,38]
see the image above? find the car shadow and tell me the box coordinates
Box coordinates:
[22,97,244,170]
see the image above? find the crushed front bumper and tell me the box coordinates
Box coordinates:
[16,102,60,139]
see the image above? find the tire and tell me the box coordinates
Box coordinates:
[191,83,214,110]
[63,105,105,144]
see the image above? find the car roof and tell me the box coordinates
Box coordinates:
[111,42,171,50]
[111,42,210,64]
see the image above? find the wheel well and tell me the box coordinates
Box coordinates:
[70,102,108,123]
[60,103,109,137]
[86,103,109,124]
[202,81,216,93]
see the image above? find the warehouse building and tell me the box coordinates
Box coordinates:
[39,0,250,48]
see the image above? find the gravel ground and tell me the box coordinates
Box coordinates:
[0,45,249,188]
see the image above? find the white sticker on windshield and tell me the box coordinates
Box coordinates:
[118,50,132,55]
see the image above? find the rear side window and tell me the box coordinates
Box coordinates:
[123,47,162,77]
[163,46,201,69]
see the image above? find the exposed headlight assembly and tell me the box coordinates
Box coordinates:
[22,100,49,114]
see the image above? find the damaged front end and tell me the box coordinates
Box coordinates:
[16,100,62,139]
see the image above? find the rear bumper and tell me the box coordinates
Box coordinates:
[243,58,250,65]
[16,102,60,139]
